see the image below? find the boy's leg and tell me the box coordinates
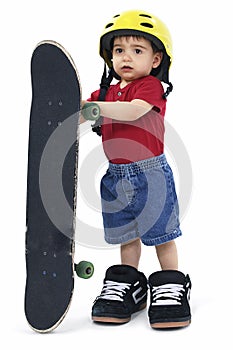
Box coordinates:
[120,239,178,270]
[155,240,178,270]
[120,238,141,269]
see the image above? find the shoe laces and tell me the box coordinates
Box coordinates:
[97,280,131,302]
[151,283,185,306]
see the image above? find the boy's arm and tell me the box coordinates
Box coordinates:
[82,100,153,122]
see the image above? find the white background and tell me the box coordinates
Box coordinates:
[1,0,232,349]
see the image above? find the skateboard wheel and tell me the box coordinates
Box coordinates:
[75,261,94,279]
[82,102,100,121]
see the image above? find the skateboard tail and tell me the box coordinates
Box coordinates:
[25,265,75,333]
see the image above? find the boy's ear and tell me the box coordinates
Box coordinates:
[152,52,163,68]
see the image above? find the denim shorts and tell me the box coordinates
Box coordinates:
[100,154,182,246]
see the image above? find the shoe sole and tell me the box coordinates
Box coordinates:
[150,319,191,329]
[92,302,147,324]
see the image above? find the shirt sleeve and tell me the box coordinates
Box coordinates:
[132,76,165,113]
[87,89,100,102]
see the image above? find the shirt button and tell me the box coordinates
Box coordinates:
[117,92,122,96]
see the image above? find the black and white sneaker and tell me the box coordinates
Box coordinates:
[92,265,148,324]
[148,270,191,329]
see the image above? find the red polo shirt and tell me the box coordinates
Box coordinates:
[88,75,166,164]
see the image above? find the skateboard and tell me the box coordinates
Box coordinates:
[25,41,99,333]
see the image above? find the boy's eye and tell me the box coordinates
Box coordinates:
[135,49,142,54]
[115,48,123,54]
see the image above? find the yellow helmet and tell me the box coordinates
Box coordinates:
[100,9,173,84]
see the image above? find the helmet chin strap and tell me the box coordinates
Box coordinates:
[92,65,114,136]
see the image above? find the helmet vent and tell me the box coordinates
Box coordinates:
[105,23,114,29]
[140,22,153,28]
[113,14,120,18]
[139,14,152,18]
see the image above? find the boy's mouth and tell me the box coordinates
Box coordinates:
[121,65,133,71]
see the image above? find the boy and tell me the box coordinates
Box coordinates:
[81,10,191,329]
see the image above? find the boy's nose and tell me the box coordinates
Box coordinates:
[123,52,132,61]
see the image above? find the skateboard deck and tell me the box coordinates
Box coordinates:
[25,41,93,333]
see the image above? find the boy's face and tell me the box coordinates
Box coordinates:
[112,36,162,87]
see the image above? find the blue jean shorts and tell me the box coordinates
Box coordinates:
[100,154,182,246]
